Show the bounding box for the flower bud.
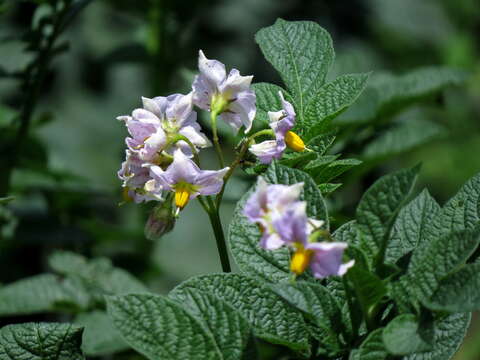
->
[144,201,176,240]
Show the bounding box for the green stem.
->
[210,111,225,168]
[0,2,92,196]
[205,197,231,272]
[169,134,201,166]
[196,195,210,213]
[215,128,274,207]
[343,276,360,342]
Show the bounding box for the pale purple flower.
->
[119,109,167,162]
[249,91,297,164]
[243,177,304,250]
[305,242,355,279]
[272,201,308,245]
[118,92,210,159]
[192,50,256,133]
[148,149,229,209]
[117,150,161,203]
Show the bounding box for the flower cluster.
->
[117,51,257,209]
[116,50,311,243]
[244,178,354,279]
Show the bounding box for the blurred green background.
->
[0,0,479,359]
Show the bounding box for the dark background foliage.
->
[0,0,479,358]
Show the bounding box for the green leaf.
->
[255,19,334,123]
[385,189,441,264]
[304,155,339,171]
[404,227,480,304]
[356,166,419,260]
[49,251,147,297]
[0,323,84,360]
[303,73,369,139]
[75,310,128,357]
[251,82,286,129]
[404,313,471,360]
[169,287,254,360]
[229,162,328,283]
[427,263,480,312]
[349,328,388,360]
[333,220,359,246]
[107,293,222,360]
[382,314,433,356]
[362,118,445,161]
[279,133,335,169]
[318,183,342,195]
[0,274,90,316]
[440,172,480,233]
[169,274,309,352]
[308,133,336,154]
[269,281,344,354]
[348,266,386,318]
[310,158,362,184]
[338,66,467,125]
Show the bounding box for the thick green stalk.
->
[169,134,201,166]
[205,197,231,272]
[210,111,225,168]
[215,128,274,207]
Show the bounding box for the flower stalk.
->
[210,110,226,168]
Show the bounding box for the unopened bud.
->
[144,202,176,240]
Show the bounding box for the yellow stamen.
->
[290,246,313,275]
[175,187,191,209]
[285,131,305,152]
[122,187,133,203]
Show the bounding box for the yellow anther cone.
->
[290,247,312,275]
[285,131,305,152]
[175,188,191,209]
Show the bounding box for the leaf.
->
[49,251,147,297]
[440,172,480,233]
[338,66,467,125]
[0,323,84,360]
[334,220,359,246]
[251,82,286,129]
[303,73,369,139]
[427,263,480,312]
[404,313,471,360]
[75,311,128,356]
[229,162,328,283]
[404,227,480,304]
[255,19,334,123]
[107,293,222,360]
[0,274,90,316]
[356,166,419,260]
[308,133,336,154]
[169,287,254,360]
[169,273,309,352]
[348,266,386,318]
[382,314,433,356]
[362,118,445,161]
[311,158,362,184]
[318,183,342,195]
[385,189,441,264]
[269,281,344,354]
[349,328,388,360]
